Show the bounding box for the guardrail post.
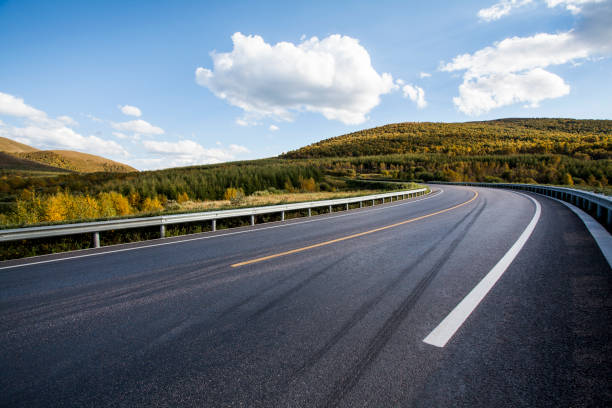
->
[212,219,216,232]
[281,211,285,221]
[345,203,349,211]
[250,215,255,226]
[160,224,165,238]
[93,232,100,248]
[596,204,602,219]
[382,197,385,203]
[308,208,312,217]
[329,205,333,213]
[372,199,375,206]
[359,201,363,208]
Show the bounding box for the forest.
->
[282,119,611,159]
[1,118,610,227]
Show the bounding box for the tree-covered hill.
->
[282,119,611,160]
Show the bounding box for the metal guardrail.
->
[0,188,428,248]
[432,181,612,228]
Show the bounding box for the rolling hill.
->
[0,136,39,153]
[0,136,137,173]
[282,119,611,159]
[0,151,72,173]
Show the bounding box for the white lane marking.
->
[0,189,445,271]
[548,196,612,269]
[423,193,541,348]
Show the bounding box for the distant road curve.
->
[1,185,609,407]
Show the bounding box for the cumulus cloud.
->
[478,0,602,21]
[7,125,128,156]
[269,124,279,131]
[119,104,142,117]
[140,139,248,168]
[453,68,569,115]
[402,84,427,108]
[419,72,432,78]
[111,119,164,135]
[0,91,127,156]
[196,32,396,125]
[0,92,46,119]
[444,1,611,114]
[478,0,533,21]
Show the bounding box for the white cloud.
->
[6,125,128,156]
[119,104,142,117]
[111,119,164,135]
[196,32,396,125]
[269,124,279,131]
[229,143,249,153]
[419,72,431,78]
[57,115,77,126]
[453,68,569,115]
[0,91,128,156]
[478,0,533,21]
[140,139,247,168]
[478,0,602,21]
[0,92,46,119]
[545,0,604,13]
[444,2,611,115]
[85,113,103,123]
[112,131,129,139]
[442,32,589,79]
[402,84,427,108]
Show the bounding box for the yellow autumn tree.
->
[141,196,163,212]
[177,192,189,203]
[44,191,72,222]
[299,177,317,192]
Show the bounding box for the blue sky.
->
[0,0,610,170]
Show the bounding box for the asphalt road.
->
[1,185,610,407]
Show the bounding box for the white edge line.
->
[423,192,541,348]
[0,189,444,271]
[548,196,612,269]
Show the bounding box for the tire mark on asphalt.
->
[247,253,353,320]
[296,201,485,376]
[322,199,487,408]
[141,254,353,354]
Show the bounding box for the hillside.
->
[281,118,611,187]
[13,150,138,173]
[282,118,611,159]
[0,136,39,153]
[0,152,72,173]
[0,137,137,173]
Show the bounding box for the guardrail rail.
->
[0,187,428,249]
[432,181,612,229]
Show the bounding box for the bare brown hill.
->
[0,137,137,173]
[0,151,72,173]
[0,136,39,153]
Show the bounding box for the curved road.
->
[0,185,610,407]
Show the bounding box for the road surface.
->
[1,185,610,407]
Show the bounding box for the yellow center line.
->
[231,190,479,268]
